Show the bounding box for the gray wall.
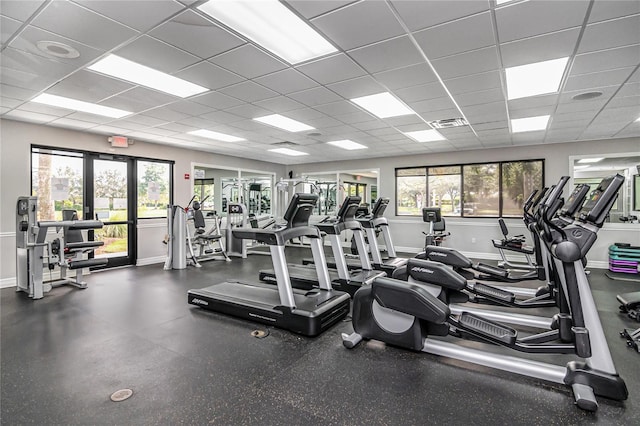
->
[0,119,286,285]
[290,137,640,266]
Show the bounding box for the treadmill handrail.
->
[233,225,322,246]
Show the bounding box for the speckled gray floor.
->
[2,248,639,425]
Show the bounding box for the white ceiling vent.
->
[428,118,469,129]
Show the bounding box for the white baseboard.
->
[1,277,16,288]
[137,255,166,266]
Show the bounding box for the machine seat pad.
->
[475,262,509,278]
[372,277,450,324]
[66,241,104,250]
[196,234,222,241]
[67,258,108,269]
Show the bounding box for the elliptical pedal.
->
[473,283,516,303]
[458,312,517,345]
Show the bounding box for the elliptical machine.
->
[343,174,628,411]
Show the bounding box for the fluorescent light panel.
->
[88,55,208,98]
[511,115,550,133]
[578,158,604,163]
[254,114,314,132]
[496,0,517,4]
[327,140,367,150]
[31,93,131,118]
[188,129,245,142]
[573,165,590,170]
[197,0,337,64]
[404,129,446,142]
[505,57,569,100]
[269,147,308,156]
[351,92,415,119]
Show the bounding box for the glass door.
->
[86,154,135,268]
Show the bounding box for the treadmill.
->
[188,193,350,337]
[303,197,408,275]
[259,196,386,296]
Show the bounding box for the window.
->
[137,160,171,218]
[194,178,215,210]
[428,166,461,216]
[501,160,544,217]
[396,159,544,217]
[396,168,426,215]
[31,148,84,221]
[463,163,499,217]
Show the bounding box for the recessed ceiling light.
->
[572,91,602,101]
[254,114,314,132]
[269,147,308,156]
[578,158,604,163]
[36,40,80,59]
[197,0,337,64]
[495,0,517,4]
[88,55,208,98]
[327,140,367,150]
[188,129,245,142]
[505,57,568,100]
[31,93,131,118]
[404,129,446,142]
[350,92,416,119]
[511,115,550,133]
[573,165,590,170]
[635,116,640,122]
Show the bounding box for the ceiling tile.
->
[564,67,635,91]
[199,110,244,125]
[191,91,243,109]
[578,15,640,53]
[121,114,169,127]
[616,82,640,98]
[4,109,57,123]
[285,107,326,121]
[1,15,22,44]
[0,47,77,92]
[64,111,117,124]
[166,100,215,117]
[588,0,640,23]
[173,61,243,90]
[76,0,184,32]
[296,53,365,85]
[571,44,640,75]
[209,45,287,79]
[408,96,458,113]
[373,63,438,90]
[348,36,423,74]
[443,70,502,95]
[455,88,505,107]
[17,101,72,117]
[500,28,580,68]
[414,11,495,60]
[314,100,362,116]
[353,120,387,131]
[218,81,278,103]
[9,25,104,66]
[31,1,138,50]
[141,106,189,122]
[495,0,589,43]
[431,46,499,79]
[254,69,318,94]
[556,99,607,114]
[326,76,386,99]
[0,83,38,101]
[49,70,133,103]
[1,97,22,108]
[1,1,46,21]
[394,81,449,103]
[417,107,461,122]
[114,35,200,74]
[288,86,342,107]
[253,96,306,113]
[150,10,245,59]
[284,0,357,19]
[509,105,555,119]
[391,0,490,32]
[339,110,378,124]
[507,94,558,111]
[310,1,405,50]
[226,104,272,119]
[100,87,177,113]
[472,121,509,131]
[91,124,136,135]
[155,122,198,133]
[48,117,97,130]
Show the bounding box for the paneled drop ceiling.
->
[1,0,638,165]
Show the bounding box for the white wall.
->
[290,137,640,267]
[0,119,286,285]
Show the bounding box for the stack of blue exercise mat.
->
[609,243,640,274]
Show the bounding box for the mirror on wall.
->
[295,169,380,216]
[192,164,275,217]
[570,153,640,223]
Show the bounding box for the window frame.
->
[395,158,544,218]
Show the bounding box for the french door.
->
[85,154,136,268]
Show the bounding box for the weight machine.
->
[16,196,107,299]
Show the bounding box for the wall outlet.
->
[471,237,476,243]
